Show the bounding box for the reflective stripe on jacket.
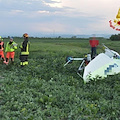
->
[20,38,30,55]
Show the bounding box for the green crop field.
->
[0,37,120,120]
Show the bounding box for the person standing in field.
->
[0,36,6,63]
[89,37,99,59]
[19,33,30,67]
[4,37,17,65]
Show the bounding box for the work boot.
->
[21,65,24,68]
[4,61,8,65]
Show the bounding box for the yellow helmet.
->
[23,33,29,38]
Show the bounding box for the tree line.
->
[110,34,120,41]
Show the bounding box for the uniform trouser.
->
[0,51,5,61]
[20,54,28,66]
[91,47,96,59]
[6,52,15,63]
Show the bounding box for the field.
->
[0,37,120,120]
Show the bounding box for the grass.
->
[0,37,120,120]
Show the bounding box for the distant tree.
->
[58,36,61,39]
[8,36,10,39]
[110,34,120,41]
[118,34,120,40]
[71,36,76,39]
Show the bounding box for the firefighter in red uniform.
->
[89,37,99,59]
[0,37,5,62]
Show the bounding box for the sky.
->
[0,0,120,37]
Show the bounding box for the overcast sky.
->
[0,0,120,37]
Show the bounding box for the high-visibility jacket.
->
[0,41,4,51]
[5,41,17,52]
[20,38,30,55]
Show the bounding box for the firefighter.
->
[19,33,30,67]
[4,37,17,65]
[0,37,5,62]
